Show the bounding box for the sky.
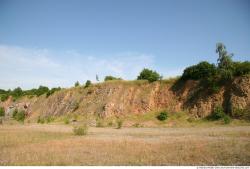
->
[0,0,249,90]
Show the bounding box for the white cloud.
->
[0,45,155,90]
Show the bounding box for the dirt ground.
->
[0,124,250,165]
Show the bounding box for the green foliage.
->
[46,87,61,97]
[181,61,217,80]
[208,106,231,124]
[137,68,161,82]
[223,115,231,124]
[0,107,5,117]
[12,87,23,98]
[157,111,168,121]
[233,61,250,76]
[104,76,122,81]
[0,94,9,102]
[37,116,45,124]
[73,125,88,136]
[12,109,18,118]
[210,106,225,120]
[96,119,104,127]
[13,110,25,122]
[74,81,80,87]
[107,121,113,127]
[232,107,250,121]
[64,117,70,124]
[116,119,123,129]
[85,80,92,88]
[216,42,234,70]
[35,86,49,96]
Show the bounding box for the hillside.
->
[1,75,249,123]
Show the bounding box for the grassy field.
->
[0,123,250,166]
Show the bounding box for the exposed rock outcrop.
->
[1,76,249,120]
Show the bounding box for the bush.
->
[157,111,168,121]
[73,125,88,136]
[14,110,25,122]
[116,119,123,129]
[12,109,18,118]
[35,86,49,96]
[0,94,9,102]
[85,80,92,88]
[137,68,161,82]
[233,61,250,76]
[46,87,61,97]
[64,117,70,124]
[75,81,80,87]
[104,76,122,81]
[210,106,225,120]
[232,107,250,121]
[181,61,217,80]
[223,115,231,124]
[96,120,104,127]
[0,107,5,117]
[37,116,45,124]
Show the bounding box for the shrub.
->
[0,94,9,102]
[104,76,122,81]
[116,119,123,129]
[73,125,88,136]
[96,120,104,127]
[11,87,23,98]
[37,116,45,124]
[137,68,161,82]
[14,110,25,122]
[46,87,61,97]
[85,80,92,88]
[108,121,113,127]
[12,109,18,118]
[64,117,70,124]
[223,115,231,124]
[233,61,250,76]
[45,116,54,123]
[35,86,49,96]
[210,106,225,120]
[0,107,5,117]
[232,107,250,121]
[157,111,168,121]
[181,61,217,80]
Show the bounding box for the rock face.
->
[1,76,249,120]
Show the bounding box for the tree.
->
[104,76,122,81]
[35,86,49,96]
[96,75,99,82]
[85,80,91,88]
[12,87,23,98]
[137,68,160,82]
[216,43,234,70]
[74,81,80,87]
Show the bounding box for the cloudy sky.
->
[0,0,249,90]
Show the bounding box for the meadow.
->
[0,123,250,165]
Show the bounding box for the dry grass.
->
[0,124,250,165]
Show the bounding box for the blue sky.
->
[0,0,249,89]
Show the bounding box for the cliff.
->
[1,76,249,120]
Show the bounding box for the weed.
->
[73,124,88,136]
[116,119,123,129]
